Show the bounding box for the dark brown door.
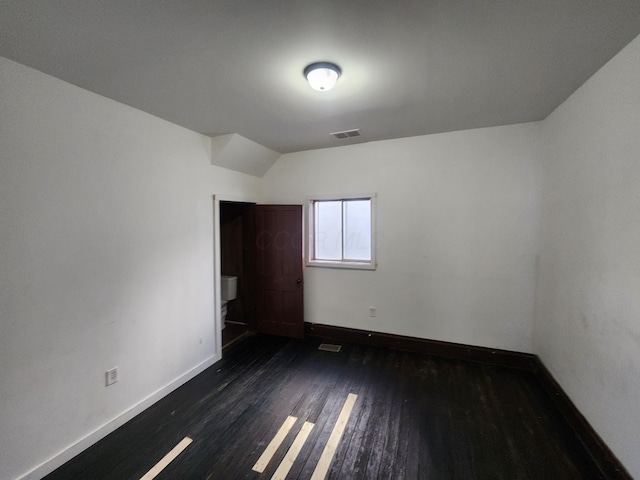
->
[255,205,304,338]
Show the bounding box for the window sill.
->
[306,260,377,271]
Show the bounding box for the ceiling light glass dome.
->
[304,62,341,91]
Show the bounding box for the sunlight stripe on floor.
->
[310,393,358,480]
[252,415,298,473]
[271,421,315,480]
[139,436,192,480]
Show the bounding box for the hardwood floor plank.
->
[318,346,376,479]
[310,393,357,480]
[252,415,297,473]
[271,420,314,480]
[285,351,357,479]
[139,437,192,480]
[340,347,385,479]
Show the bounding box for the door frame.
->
[213,194,258,356]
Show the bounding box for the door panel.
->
[255,205,304,338]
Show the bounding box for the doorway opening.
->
[219,200,256,349]
[214,196,305,353]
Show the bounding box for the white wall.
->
[0,57,261,480]
[263,124,541,352]
[535,34,640,477]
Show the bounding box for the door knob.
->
[296,278,302,285]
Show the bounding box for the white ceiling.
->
[1,1,639,154]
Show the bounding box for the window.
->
[307,194,376,270]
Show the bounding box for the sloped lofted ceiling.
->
[1,1,639,154]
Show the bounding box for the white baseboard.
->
[18,353,221,480]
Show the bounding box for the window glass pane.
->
[343,199,371,261]
[315,201,342,260]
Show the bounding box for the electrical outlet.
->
[369,307,377,317]
[105,367,118,386]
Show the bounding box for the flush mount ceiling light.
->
[303,62,341,91]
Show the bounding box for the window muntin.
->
[308,195,376,270]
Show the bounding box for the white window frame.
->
[306,193,377,270]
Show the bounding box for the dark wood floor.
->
[222,322,250,350]
[45,335,605,479]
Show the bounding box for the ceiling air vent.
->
[330,129,361,140]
